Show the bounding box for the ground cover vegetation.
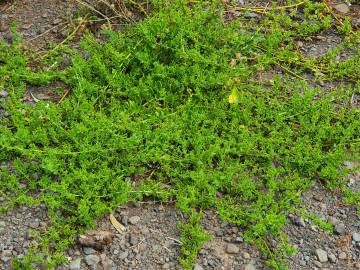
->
[0,0,359,269]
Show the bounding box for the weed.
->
[0,0,359,269]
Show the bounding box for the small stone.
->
[0,221,5,227]
[0,90,8,98]
[328,217,340,226]
[334,223,346,235]
[245,12,259,19]
[83,247,96,255]
[338,251,347,260]
[313,194,323,201]
[119,250,128,260]
[315,248,328,263]
[235,236,243,243]
[244,262,256,270]
[100,254,113,270]
[1,256,11,263]
[1,250,12,262]
[352,232,360,242]
[29,220,40,229]
[128,216,140,225]
[243,252,251,259]
[295,217,306,227]
[84,254,100,266]
[129,235,139,245]
[193,264,204,270]
[226,243,239,254]
[328,253,336,263]
[69,258,81,270]
[334,4,349,14]
[162,263,170,269]
[314,261,322,268]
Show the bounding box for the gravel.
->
[353,232,360,242]
[334,223,346,235]
[84,254,100,267]
[244,262,257,270]
[128,216,140,225]
[225,243,240,254]
[69,258,81,270]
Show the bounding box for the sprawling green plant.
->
[0,0,359,269]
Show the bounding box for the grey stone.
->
[162,263,170,269]
[315,248,328,262]
[235,236,243,243]
[244,262,256,270]
[0,90,8,98]
[334,4,349,14]
[129,235,139,245]
[29,220,40,229]
[193,264,204,270]
[69,258,81,270]
[84,254,100,266]
[328,216,340,226]
[83,247,96,255]
[0,221,5,227]
[129,216,140,225]
[352,232,360,242]
[119,250,128,260]
[338,251,347,260]
[226,243,239,254]
[295,217,306,227]
[334,223,346,235]
[314,260,322,267]
[245,12,259,19]
[328,253,336,263]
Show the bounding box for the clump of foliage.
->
[0,0,359,269]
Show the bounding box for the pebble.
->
[338,251,347,260]
[129,216,140,225]
[162,263,170,269]
[69,258,81,270]
[226,243,239,254]
[84,254,100,266]
[352,232,360,242]
[119,250,128,260]
[0,90,8,98]
[193,264,204,270]
[328,216,340,226]
[295,217,306,227]
[83,247,96,255]
[334,4,349,14]
[243,252,251,259]
[244,262,256,270]
[1,250,12,262]
[328,253,336,263]
[244,12,259,19]
[315,248,328,263]
[314,261,322,268]
[334,223,346,235]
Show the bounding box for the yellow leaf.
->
[235,52,241,60]
[228,89,239,104]
[229,59,237,68]
[109,213,125,233]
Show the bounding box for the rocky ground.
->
[1,0,360,269]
